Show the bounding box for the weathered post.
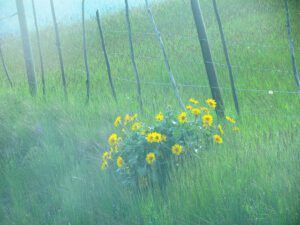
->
[145,0,185,110]
[96,10,118,103]
[16,0,37,96]
[82,0,91,103]
[32,0,46,95]
[125,0,143,113]
[0,43,13,88]
[284,0,300,94]
[50,0,68,99]
[190,0,224,118]
[212,0,239,115]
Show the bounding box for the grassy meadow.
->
[0,0,300,224]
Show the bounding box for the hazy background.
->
[0,0,163,36]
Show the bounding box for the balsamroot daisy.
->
[199,107,210,114]
[202,114,213,127]
[206,98,217,108]
[155,112,164,121]
[117,156,123,168]
[101,160,108,171]
[178,112,187,123]
[189,98,199,104]
[146,152,156,165]
[146,132,164,143]
[102,151,111,161]
[172,144,183,155]
[131,122,142,131]
[124,114,131,125]
[226,116,236,124]
[192,108,201,117]
[213,134,223,144]
[186,105,193,110]
[114,116,121,127]
[108,133,118,146]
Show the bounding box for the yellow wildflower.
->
[186,105,193,110]
[108,133,118,146]
[132,113,138,121]
[232,126,240,132]
[202,114,213,127]
[189,98,199,104]
[178,112,187,123]
[155,112,164,122]
[101,160,108,171]
[102,151,111,161]
[213,134,223,144]
[226,116,236,124]
[191,108,201,117]
[199,107,210,114]
[114,116,121,127]
[146,132,164,143]
[124,114,131,125]
[131,122,142,131]
[117,156,123,168]
[172,144,183,155]
[218,124,224,135]
[206,98,217,109]
[146,152,156,165]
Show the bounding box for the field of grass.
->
[0,0,300,224]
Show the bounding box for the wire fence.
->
[0,0,299,115]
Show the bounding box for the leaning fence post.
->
[212,0,239,115]
[96,10,118,103]
[284,0,300,95]
[190,0,225,118]
[82,0,91,103]
[0,43,13,88]
[50,0,68,99]
[32,0,46,95]
[125,0,143,113]
[16,0,37,96]
[144,0,185,110]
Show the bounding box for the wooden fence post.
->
[145,0,185,110]
[96,10,118,103]
[32,0,46,95]
[125,0,143,113]
[212,0,239,115]
[284,0,300,95]
[190,0,225,118]
[50,0,68,99]
[16,0,37,96]
[82,0,91,103]
[0,43,13,88]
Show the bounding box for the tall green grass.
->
[0,0,299,224]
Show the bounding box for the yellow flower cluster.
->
[146,132,166,143]
[101,99,239,172]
